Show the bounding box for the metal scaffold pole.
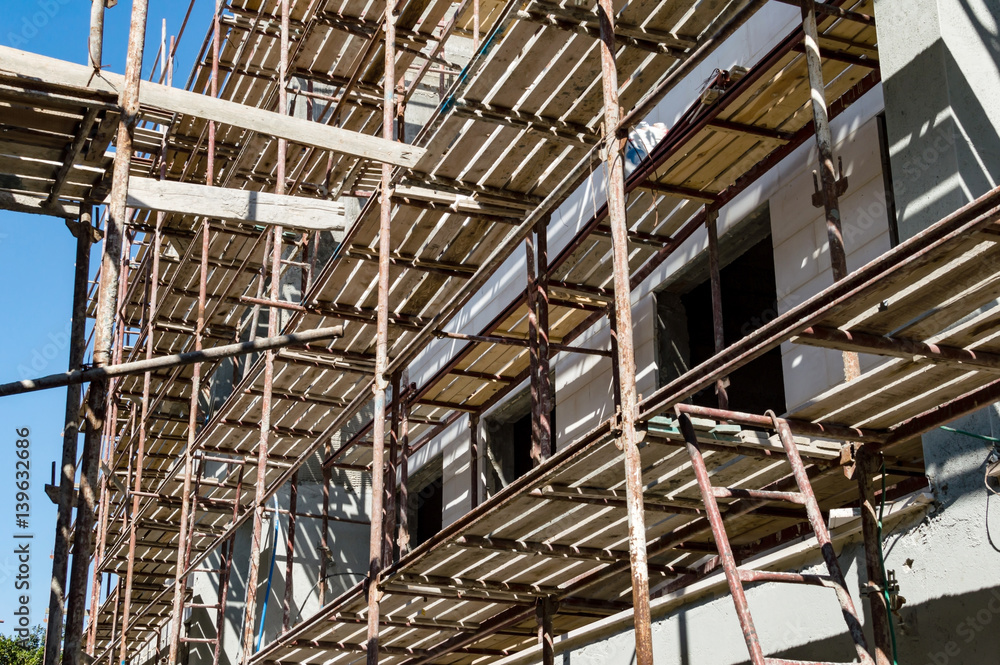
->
[43,210,95,665]
[242,1,289,659]
[63,1,147,663]
[367,0,397,659]
[597,0,653,662]
[119,22,171,664]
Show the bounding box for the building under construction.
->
[4,0,1000,663]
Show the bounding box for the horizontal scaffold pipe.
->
[0,325,344,397]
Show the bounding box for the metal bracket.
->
[65,219,103,243]
[612,405,624,449]
[811,156,849,207]
[840,442,857,479]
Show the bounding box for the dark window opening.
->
[484,387,556,497]
[407,455,443,548]
[657,205,786,416]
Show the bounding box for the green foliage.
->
[0,626,44,665]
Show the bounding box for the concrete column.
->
[876,0,1000,239]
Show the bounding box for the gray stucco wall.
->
[183,472,370,665]
[875,0,1000,240]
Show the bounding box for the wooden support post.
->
[536,597,556,665]
[43,212,93,665]
[282,471,299,631]
[597,0,653,663]
[856,446,894,665]
[63,3,146,664]
[470,414,480,509]
[367,0,396,659]
[705,208,729,409]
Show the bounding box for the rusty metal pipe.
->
[597,0,653,662]
[63,3,147,663]
[855,445,894,665]
[282,471,299,631]
[242,0,289,655]
[43,213,93,665]
[367,0,397,659]
[469,414,479,509]
[706,209,729,409]
[0,326,344,397]
[677,410,766,664]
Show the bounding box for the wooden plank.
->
[0,190,80,217]
[122,177,347,233]
[0,45,425,168]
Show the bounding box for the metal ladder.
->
[676,408,876,665]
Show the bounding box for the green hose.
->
[878,460,900,664]
[939,425,1000,443]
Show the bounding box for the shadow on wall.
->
[883,27,1000,240]
[557,586,1000,665]
[740,585,1000,665]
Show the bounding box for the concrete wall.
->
[876,0,1000,240]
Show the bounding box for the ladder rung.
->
[713,487,806,504]
[180,637,218,643]
[737,568,835,588]
[185,603,221,609]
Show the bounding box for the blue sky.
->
[0,0,214,637]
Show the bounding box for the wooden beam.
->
[121,177,346,232]
[0,46,425,168]
[0,190,81,218]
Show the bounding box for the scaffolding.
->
[2,0,995,664]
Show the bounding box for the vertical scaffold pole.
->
[63,2,147,663]
[705,209,728,409]
[367,0,397,659]
[318,442,332,606]
[536,219,552,458]
[596,1,653,663]
[282,471,299,631]
[44,209,93,665]
[801,0,859,380]
[469,414,479,509]
[397,392,411,557]
[526,218,552,464]
[242,0,288,658]
[856,446,894,665]
[385,372,402,567]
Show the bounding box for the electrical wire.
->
[878,459,900,664]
